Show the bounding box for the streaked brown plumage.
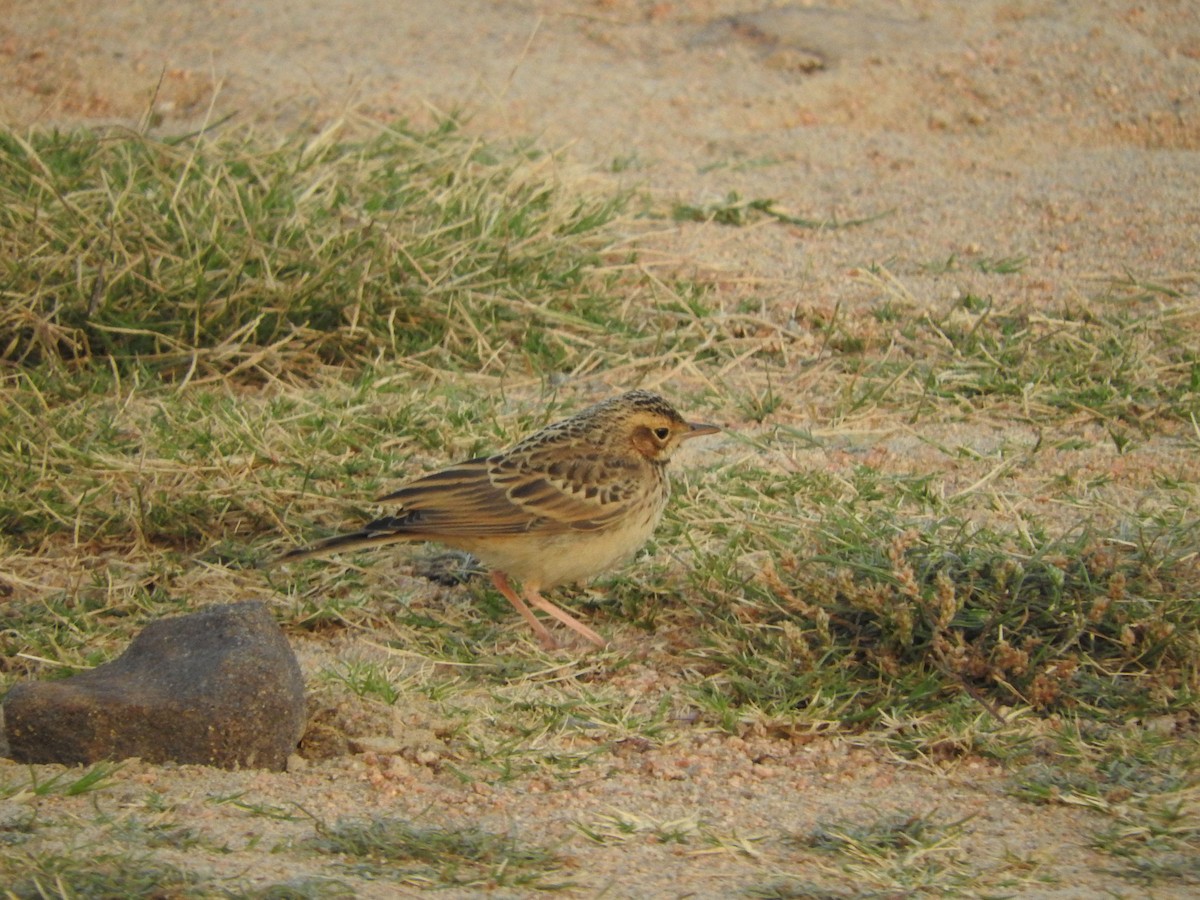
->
[275,390,718,649]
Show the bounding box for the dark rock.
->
[2,601,306,771]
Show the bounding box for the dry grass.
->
[0,119,628,378]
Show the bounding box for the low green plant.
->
[0,120,627,376]
[2,852,197,899]
[312,816,570,889]
[688,471,1199,732]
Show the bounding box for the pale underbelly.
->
[454,505,665,589]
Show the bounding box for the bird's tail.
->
[268,517,417,567]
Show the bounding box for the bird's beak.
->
[682,421,720,439]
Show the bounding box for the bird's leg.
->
[491,570,558,649]
[522,588,607,649]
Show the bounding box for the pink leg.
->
[523,588,607,649]
[491,571,557,649]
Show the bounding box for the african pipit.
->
[276,390,718,648]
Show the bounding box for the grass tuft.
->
[4,851,197,900]
[0,120,627,377]
[312,816,571,889]
[688,471,1200,732]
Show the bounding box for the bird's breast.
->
[467,489,668,589]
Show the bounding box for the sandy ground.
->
[3,1,1199,897]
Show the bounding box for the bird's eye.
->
[653,427,671,441]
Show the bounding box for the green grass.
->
[671,190,888,230]
[789,811,977,892]
[320,659,404,705]
[1011,720,1200,884]
[1,116,1198,893]
[16,763,123,798]
[0,120,628,375]
[574,808,765,856]
[748,810,1051,897]
[311,816,571,889]
[241,878,356,900]
[710,511,1195,720]
[2,852,199,900]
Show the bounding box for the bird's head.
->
[612,390,719,463]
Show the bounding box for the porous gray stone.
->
[2,601,306,771]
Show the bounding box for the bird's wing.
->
[375,451,644,536]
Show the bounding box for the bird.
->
[274,390,719,649]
